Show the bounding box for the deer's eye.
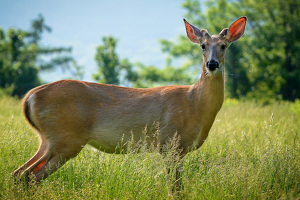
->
[201,44,206,50]
[221,44,226,50]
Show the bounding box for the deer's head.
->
[184,17,247,76]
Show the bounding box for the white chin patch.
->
[206,66,222,75]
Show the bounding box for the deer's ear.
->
[183,19,202,44]
[227,16,247,43]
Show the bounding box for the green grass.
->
[0,96,299,199]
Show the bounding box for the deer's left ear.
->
[224,16,247,43]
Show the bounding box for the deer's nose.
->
[206,60,219,71]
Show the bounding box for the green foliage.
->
[161,0,300,101]
[236,0,300,101]
[0,15,74,97]
[94,36,120,84]
[0,97,299,199]
[93,36,193,88]
[133,62,193,88]
[93,36,138,85]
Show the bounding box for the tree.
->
[93,36,138,85]
[0,14,74,97]
[234,0,300,100]
[94,36,119,84]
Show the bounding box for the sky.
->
[0,0,186,82]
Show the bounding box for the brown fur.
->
[14,17,247,185]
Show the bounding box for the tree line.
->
[0,0,299,101]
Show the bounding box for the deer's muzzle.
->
[207,60,219,71]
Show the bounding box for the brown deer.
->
[14,17,247,185]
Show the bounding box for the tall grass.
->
[0,96,299,199]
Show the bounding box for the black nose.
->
[206,60,219,71]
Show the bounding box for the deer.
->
[14,16,247,187]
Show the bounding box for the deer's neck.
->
[189,63,225,117]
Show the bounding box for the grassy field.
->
[0,96,299,199]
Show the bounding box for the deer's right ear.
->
[183,19,202,44]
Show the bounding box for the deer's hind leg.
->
[15,131,87,185]
[13,140,48,184]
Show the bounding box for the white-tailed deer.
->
[14,17,247,185]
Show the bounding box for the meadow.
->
[0,96,299,199]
